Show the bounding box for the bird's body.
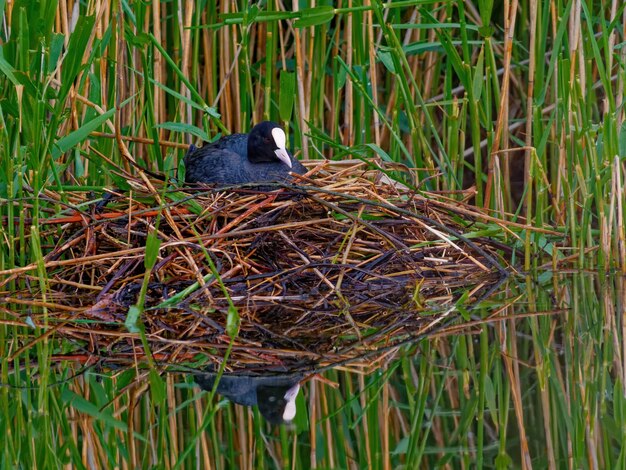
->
[183,122,307,185]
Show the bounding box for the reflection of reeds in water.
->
[1,162,509,372]
[1,0,624,466]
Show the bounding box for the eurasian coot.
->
[195,369,304,424]
[184,121,307,185]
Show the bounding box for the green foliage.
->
[0,0,625,468]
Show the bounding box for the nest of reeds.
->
[1,161,509,373]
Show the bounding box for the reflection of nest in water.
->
[1,161,509,372]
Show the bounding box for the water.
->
[1,271,624,468]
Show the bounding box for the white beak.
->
[282,383,300,422]
[275,148,292,168]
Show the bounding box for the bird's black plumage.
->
[195,369,304,424]
[183,121,307,185]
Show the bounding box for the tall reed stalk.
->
[0,0,625,468]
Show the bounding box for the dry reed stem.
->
[485,0,518,209]
[2,164,510,373]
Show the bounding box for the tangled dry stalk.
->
[1,161,511,372]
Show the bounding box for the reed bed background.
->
[0,0,625,468]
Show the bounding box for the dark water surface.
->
[1,272,624,468]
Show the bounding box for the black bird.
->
[195,369,304,424]
[183,121,307,185]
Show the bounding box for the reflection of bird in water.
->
[195,369,304,425]
[183,122,307,185]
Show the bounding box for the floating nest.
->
[1,160,510,373]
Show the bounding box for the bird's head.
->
[247,121,292,167]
